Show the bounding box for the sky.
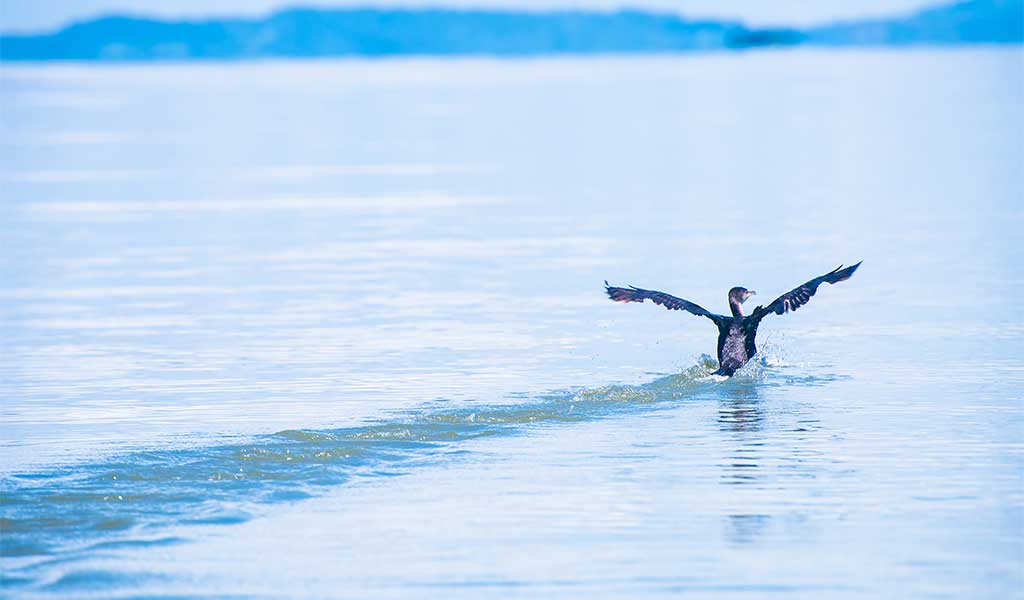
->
[1,0,943,34]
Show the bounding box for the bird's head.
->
[728,287,756,305]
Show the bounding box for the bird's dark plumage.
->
[603,283,725,322]
[752,262,862,319]
[605,262,862,377]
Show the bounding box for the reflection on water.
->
[726,513,771,545]
[717,383,769,543]
[718,384,763,434]
[718,386,765,490]
[719,404,765,491]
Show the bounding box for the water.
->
[1,48,1022,598]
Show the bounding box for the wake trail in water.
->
[0,355,801,592]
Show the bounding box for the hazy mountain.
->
[0,9,802,61]
[808,0,1023,45]
[0,0,1018,62]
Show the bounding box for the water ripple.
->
[0,358,771,589]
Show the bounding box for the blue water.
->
[1,48,1022,598]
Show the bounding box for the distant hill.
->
[0,0,1019,62]
[0,9,802,61]
[808,0,1023,45]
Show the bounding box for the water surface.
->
[1,49,1022,598]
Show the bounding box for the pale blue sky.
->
[1,0,942,33]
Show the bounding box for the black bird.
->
[605,263,862,376]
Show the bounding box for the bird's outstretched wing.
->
[605,281,726,324]
[752,262,862,321]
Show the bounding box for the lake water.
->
[1,48,1022,598]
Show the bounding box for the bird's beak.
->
[747,291,756,300]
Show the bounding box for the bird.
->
[605,263,862,377]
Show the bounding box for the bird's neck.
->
[729,299,745,318]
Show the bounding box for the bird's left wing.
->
[752,262,862,321]
[605,282,726,324]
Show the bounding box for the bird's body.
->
[717,319,757,376]
[606,263,861,377]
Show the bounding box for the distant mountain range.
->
[1,0,1020,61]
[809,0,1022,45]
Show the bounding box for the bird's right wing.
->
[751,262,862,322]
[605,282,727,324]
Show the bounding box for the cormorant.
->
[605,263,862,376]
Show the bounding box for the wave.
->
[0,355,820,590]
